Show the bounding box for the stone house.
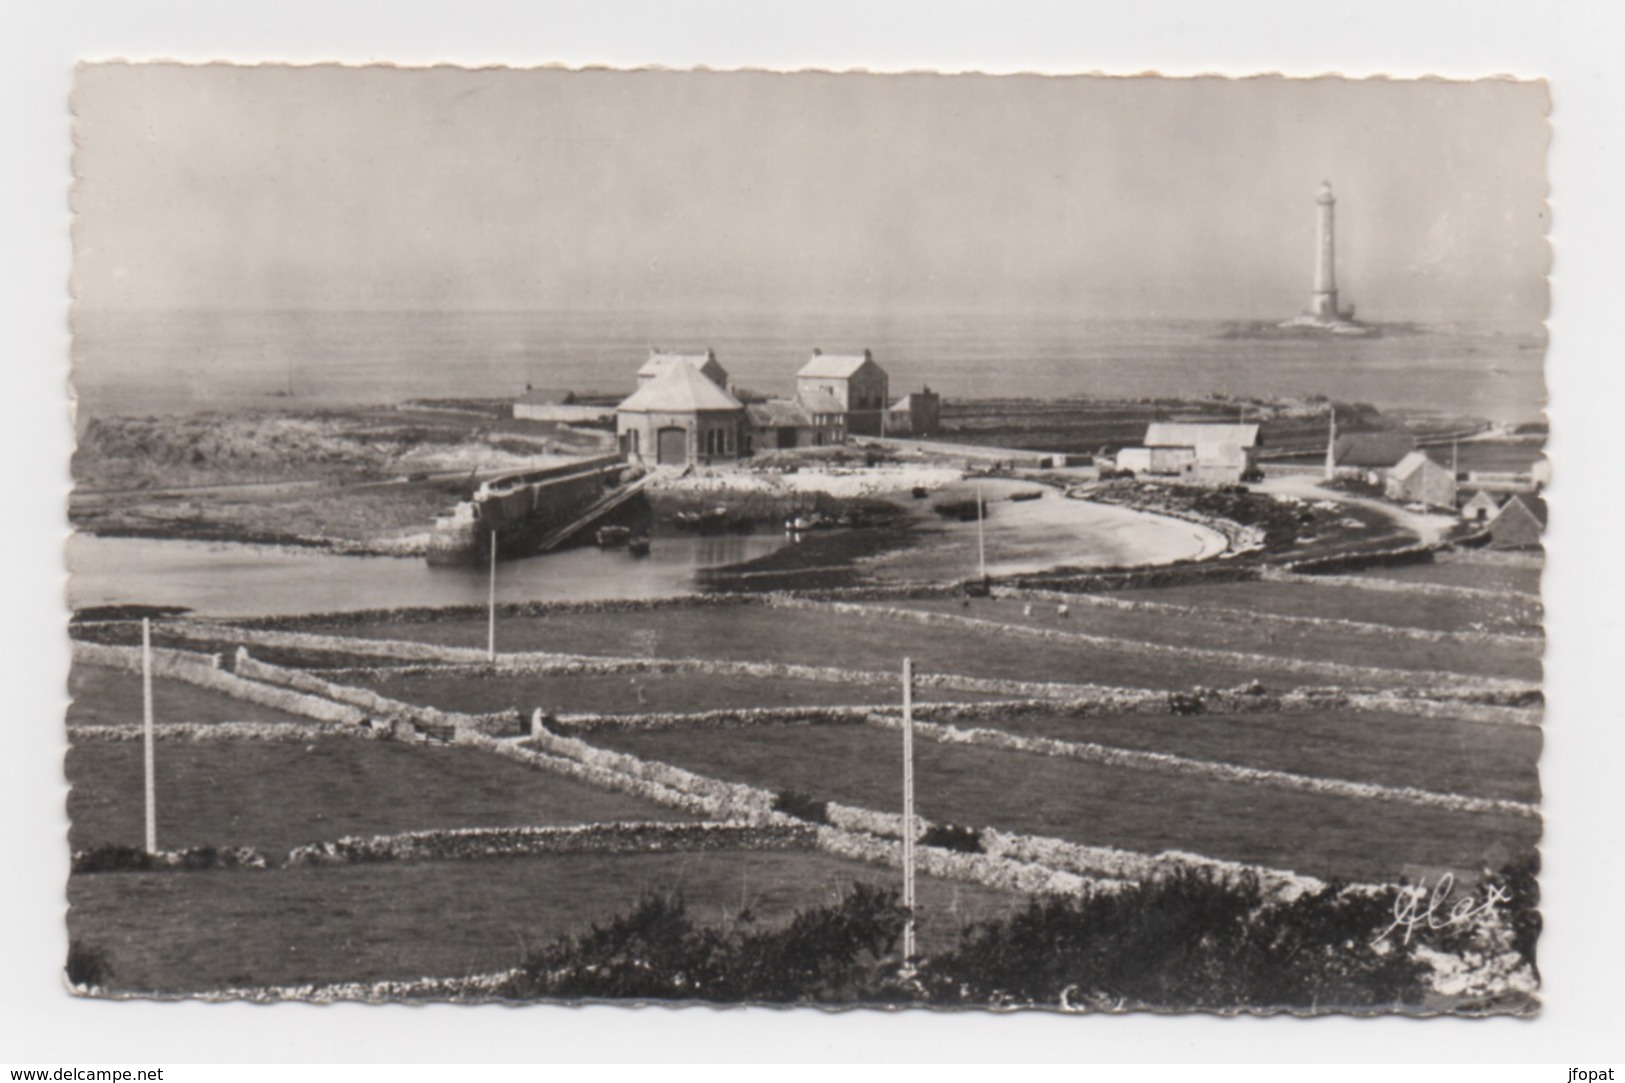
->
[616,359,745,467]
[1121,422,1262,484]
[1385,451,1457,510]
[795,349,889,437]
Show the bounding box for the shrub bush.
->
[499,883,909,1004]
[66,942,114,988]
[489,861,1537,1010]
[920,823,983,854]
[772,789,831,825]
[71,843,269,874]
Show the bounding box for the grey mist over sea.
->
[69,68,1548,428]
[71,308,1546,423]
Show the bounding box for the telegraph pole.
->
[901,657,917,970]
[142,618,156,855]
[976,484,986,582]
[487,530,498,663]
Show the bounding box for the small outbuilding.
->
[1384,451,1457,510]
[745,396,845,452]
[514,388,613,423]
[886,388,942,437]
[1460,489,1502,523]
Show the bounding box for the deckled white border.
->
[7,0,1622,1067]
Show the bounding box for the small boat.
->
[627,534,651,557]
[596,525,631,547]
[911,486,929,499]
[1009,489,1044,502]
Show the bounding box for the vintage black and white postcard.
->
[64,64,1548,1015]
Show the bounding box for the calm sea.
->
[70,308,1548,424]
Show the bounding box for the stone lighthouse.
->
[1280,179,1368,333]
[1311,181,1339,318]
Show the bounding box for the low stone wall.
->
[1281,544,1439,576]
[770,595,1517,692]
[865,714,1541,821]
[990,584,1540,650]
[285,820,815,866]
[71,638,222,675]
[72,641,369,727]
[242,594,767,631]
[523,725,778,821]
[1264,567,1541,604]
[233,650,480,740]
[999,562,1263,594]
[552,704,883,732]
[69,721,381,743]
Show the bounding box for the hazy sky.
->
[71,65,1549,322]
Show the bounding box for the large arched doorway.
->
[656,426,688,466]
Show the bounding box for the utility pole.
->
[487,530,498,663]
[142,618,156,855]
[901,657,916,971]
[976,483,986,582]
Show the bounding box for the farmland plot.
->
[1343,560,1544,595]
[891,598,1541,682]
[346,668,995,717]
[304,607,1421,692]
[587,725,1541,884]
[68,664,315,727]
[956,708,1541,802]
[67,850,1025,994]
[1102,578,1541,634]
[67,736,694,857]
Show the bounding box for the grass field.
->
[1346,561,1544,595]
[67,849,1024,993]
[585,725,1541,884]
[1103,578,1542,634]
[891,598,1541,682]
[68,664,314,727]
[957,709,1541,802]
[67,736,693,857]
[346,668,995,717]
[304,606,1441,692]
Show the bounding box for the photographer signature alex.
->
[1373,873,1512,947]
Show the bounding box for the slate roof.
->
[1495,494,1548,526]
[1390,450,1445,481]
[795,389,847,416]
[1333,432,1416,468]
[747,399,817,428]
[638,349,728,386]
[1143,423,1260,451]
[618,361,743,413]
[798,350,876,379]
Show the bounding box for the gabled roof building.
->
[638,348,729,390]
[1384,450,1457,510]
[1123,422,1262,483]
[1485,494,1546,550]
[616,357,745,467]
[795,348,889,436]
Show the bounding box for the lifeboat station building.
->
[616,345,930,467]
[616,356,746,468]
